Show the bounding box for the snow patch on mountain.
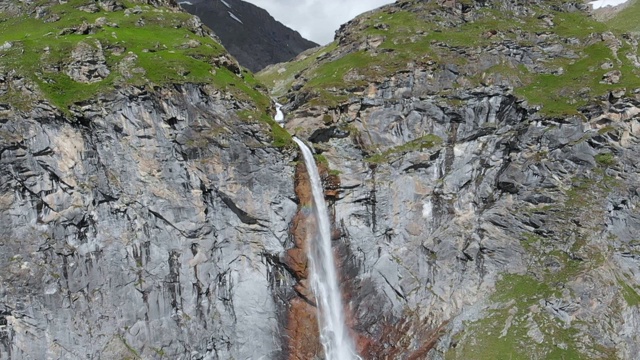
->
[228,11,243,24]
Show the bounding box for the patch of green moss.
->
[447,274,613,360]
[306,90,350,108]
[313,154,329,165]
[270,121,293,148]
[256,42,338,98]
[595,153,616,167]
[306,51,378,88]
[116,334,141,359]
[494,274,555,303]
[238,110,293,148]
[565,171,619,213]
[153,348,166,357]
[552,11,609,39]
[515,41,640,117]
[598,126,617,134]
[210,67,270,110]
[617,276,640,307]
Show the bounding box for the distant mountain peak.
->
[181,0,318,72]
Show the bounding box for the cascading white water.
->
[292,137,360,360]
[274,102,284,123]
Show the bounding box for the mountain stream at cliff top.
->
[292,137,360,360]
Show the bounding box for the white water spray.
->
[274,102,284,123]
[293,137,360,360]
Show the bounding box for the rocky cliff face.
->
[0,1,298,359]
[3,0,640,359]
[181,0,318,72]
[261,0,640,358]
[0,83,297,359]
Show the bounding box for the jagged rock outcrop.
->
[321,82,640,359]
[0,1,298,359]
[65,41,110,83]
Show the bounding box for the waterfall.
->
[292,138,359,360]
[274,102,284,123]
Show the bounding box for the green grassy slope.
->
[607,0,640,33]
[0,0,269,111]
[0,0,295,146]
[259,0,640,117]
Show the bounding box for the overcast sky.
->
[243,0,395,45]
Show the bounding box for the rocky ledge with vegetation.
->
[1,0,640,359]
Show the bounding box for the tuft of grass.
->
[365,134,442,163]
[595,153,616,167]
[116,334,141,359]
[313,153,328,165]
[617,276,640,307]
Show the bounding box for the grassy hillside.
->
[0,0,269,111]
[0,0,296,146]
[607,0,640,33]
[259,0,640,117]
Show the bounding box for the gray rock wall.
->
[290,68,640,357]
[0,84,296,359]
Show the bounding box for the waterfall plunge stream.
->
[292,138,360,360]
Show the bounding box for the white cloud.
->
[243,0,395,44]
